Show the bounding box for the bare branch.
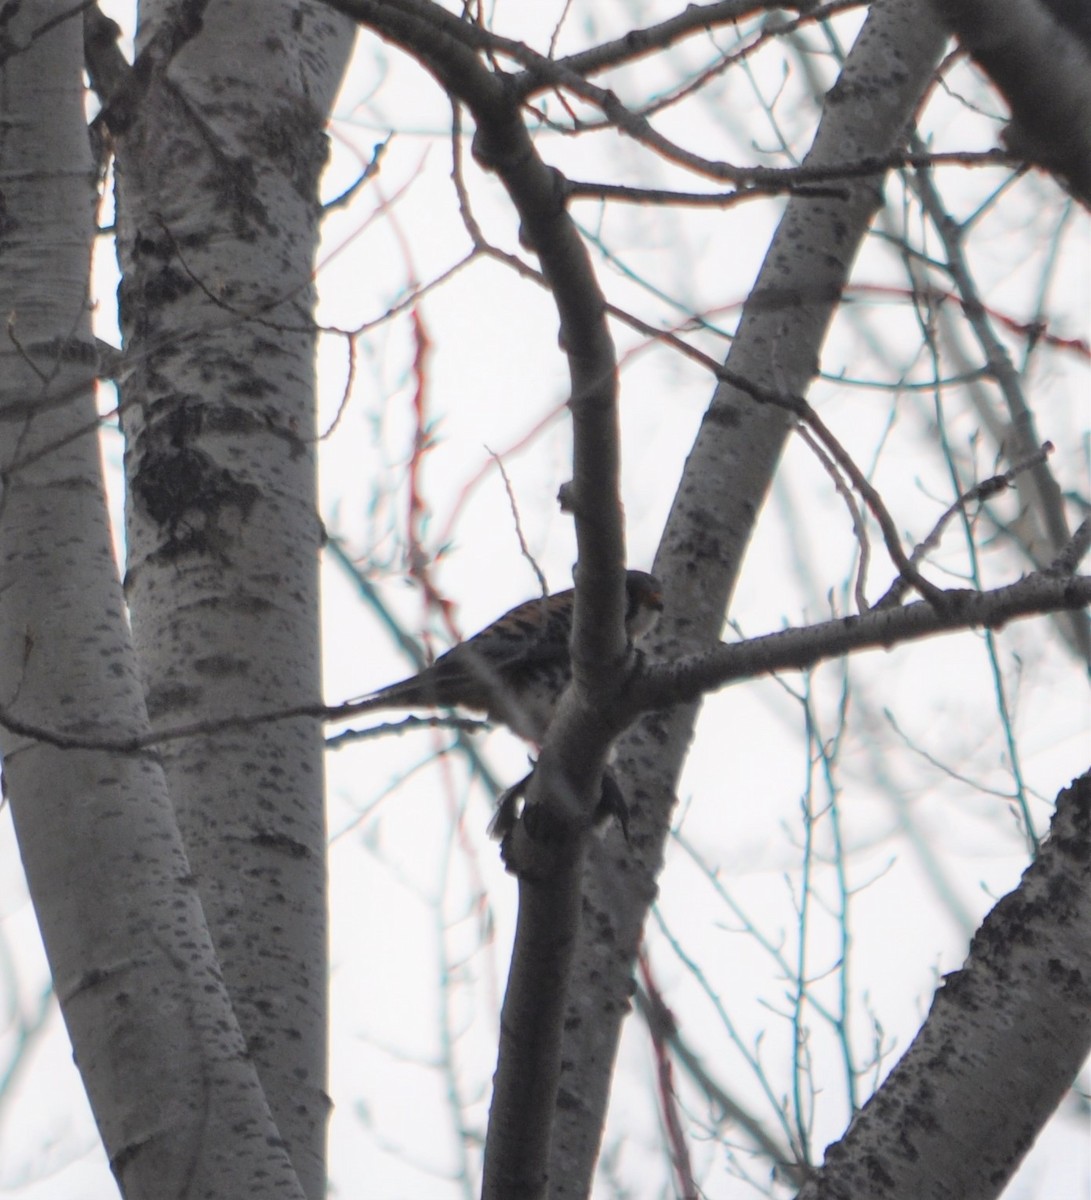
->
[2,570,1085,753]
[635,571,1091,712]
[928,0,1091,206]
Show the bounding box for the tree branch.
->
[3,568,1085,757]
[797,770,1091,1200]
[927,0,1091,207]
[320,5,637,1194]
[633,569,1091,713]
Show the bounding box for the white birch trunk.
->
[109,3,353,1195]
[550,0,950,1188]
[0,7,310,1197]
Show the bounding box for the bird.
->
[353,569,664,744]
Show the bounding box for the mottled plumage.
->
[357,569,663,742]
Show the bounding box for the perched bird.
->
[355,569,664,744]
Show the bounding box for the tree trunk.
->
[549,2,949,1190]
[106,2,353,1193]
[0,6,312,1196]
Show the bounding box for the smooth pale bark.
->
[0,8,307,1198]
[108,3,353,1194]
[549,2,950,1191]
[797,771,1091,1200]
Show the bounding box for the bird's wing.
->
[357,589,575,713]
[427,588,574,701]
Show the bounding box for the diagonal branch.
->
[550,4,952,1189]
[797,770,1091,1200]
[323,0,629,807]
[320,5,638,1196]
[632,570,1091,714]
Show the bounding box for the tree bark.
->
[0,6,309,1196]
[797,771,1091,1200]
[550,2,950,1191]
[105,3,353,1193]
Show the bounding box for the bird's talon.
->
[487,769,532,841]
